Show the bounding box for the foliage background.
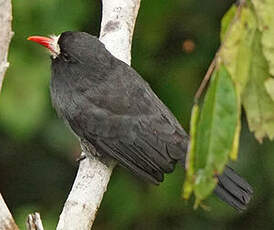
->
[0,0,273,229]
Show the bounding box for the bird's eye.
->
[62,52,70,61]
[61,51,79,63]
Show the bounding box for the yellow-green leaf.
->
[219,6,257,95]
[264,78,274,101]
[220,4,254,160]
[220,5,236,41]
[230,118,241,160]
[253,0,274,76]
[183,104,199,200]
[242,31,274,142]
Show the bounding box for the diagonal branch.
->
[0,194,19,230]
[56,1,141,229]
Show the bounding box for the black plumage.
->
[50,31,189,184]
[33,31,253,210]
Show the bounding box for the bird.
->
[28,31,253,210]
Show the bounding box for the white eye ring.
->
[49,34,61,59]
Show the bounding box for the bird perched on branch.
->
[28,31,252,210]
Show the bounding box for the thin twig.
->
[193,0,246,103]
[194,57,217,103]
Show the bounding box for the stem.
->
[194,57,217,103]
[194,0,246,103]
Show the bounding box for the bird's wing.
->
[67,60,188,183]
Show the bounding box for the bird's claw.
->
[76,152,87,163]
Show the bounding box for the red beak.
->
[27,36,53,50]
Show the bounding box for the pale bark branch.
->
[0,1,18,229]
[0,194,19,230]
[26,213,44,230]
[56,0,141,229]
[0,0,13,92]
[0,195,45,230]
[0,0,45,227]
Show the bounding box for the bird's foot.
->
[76,152,87,163]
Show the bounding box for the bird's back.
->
[50,46,188,183]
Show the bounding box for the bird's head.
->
[28,31,108,63]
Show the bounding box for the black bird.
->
[28,31,253,210]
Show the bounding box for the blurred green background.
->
[0,0,273,229]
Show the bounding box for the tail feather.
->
[214,166,253,211]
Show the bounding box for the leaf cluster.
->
[184,0,274,206]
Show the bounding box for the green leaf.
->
[193,65,238,203]
[220,5,236,41]
[264,78,274,101]
[220,6,257,95]
[243,31,274,142]
[253,0,274,76]
[194,168,217,209]
[183,104,199,200]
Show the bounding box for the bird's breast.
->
[50,74,77,119]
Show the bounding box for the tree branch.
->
[0,0,13,92]
[26,213,44,230]
[0,194,19,230]
[0,1,19,229]
[1,2,33,230]
[56,0,141,229]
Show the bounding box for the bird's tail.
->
[214,166,253,211]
